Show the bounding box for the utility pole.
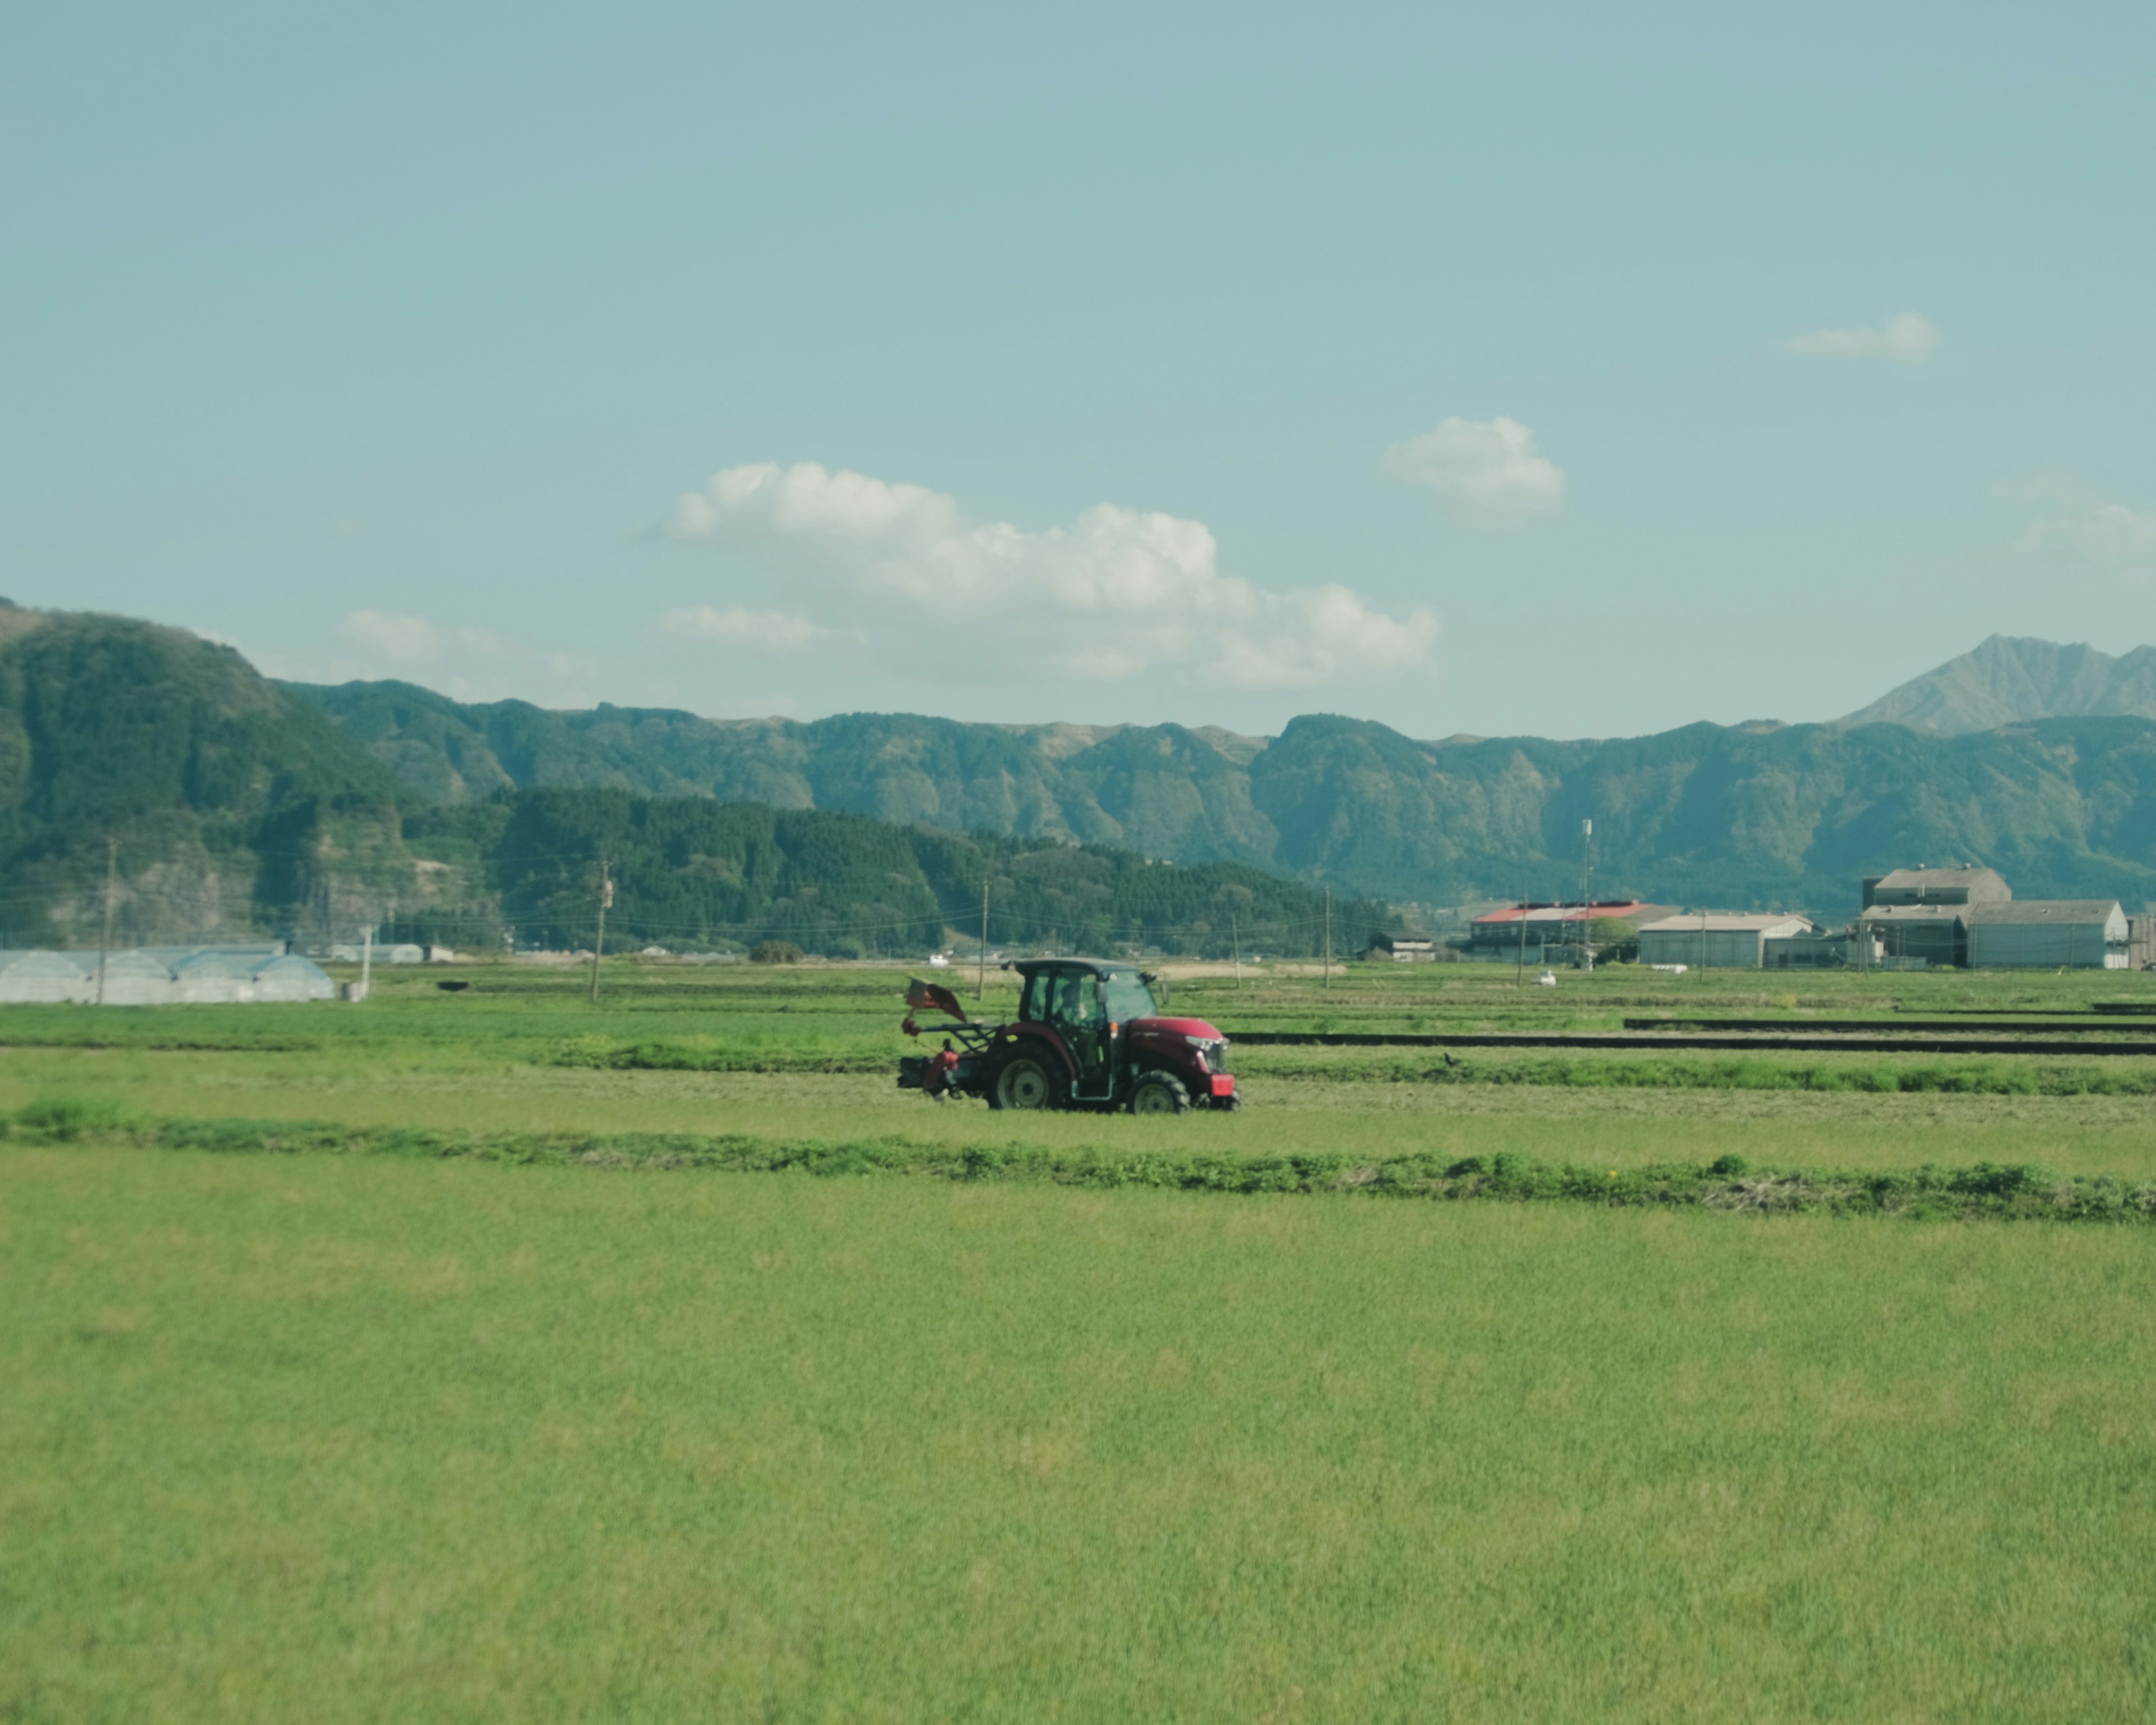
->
[1230,911,1243,989]
[1322,887,1332,988]
[977,874,990,1001]
[1516,889,1528,985]
[97,837,118,1006]
[589,860,612,1005]
[1579,818,1593,970]
[359,924,373,999]
[1700,906,1710,980]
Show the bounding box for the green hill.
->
[296,677,2156,913]
[398,791,1380,959]
[0,608,408,947]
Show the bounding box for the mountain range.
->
[289,633,2156,912]
[7,606,2156,946]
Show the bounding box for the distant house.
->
[1364,934,1439,962]
[1638,913,1814,969]
[1966,901,2128,970]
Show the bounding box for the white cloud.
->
[658,462,1437,690]
[2022,501,2156,562]
[1381,417,1565,519]
[337,609,441,665]
[1781,312,1939,365]
[2006,473,2156,578]
[659,605,826,653]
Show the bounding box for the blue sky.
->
[6,2,2152,739]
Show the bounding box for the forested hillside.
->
[0,607,408,946]
[298,677,2156,912]
[399,791,1383,958]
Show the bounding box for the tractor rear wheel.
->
[989,1048,1064,1111]
[1129,1071,1191,1115]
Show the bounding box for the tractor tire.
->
[1129,1071,1192,1116]
[989,1046,1065,1111]
[1211,1089,1243,1112]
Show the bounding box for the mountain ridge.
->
[290,661,2156,913]
[1838,635,2156,734]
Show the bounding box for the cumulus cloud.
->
[1781,312,1939,365]
[658,462,1437,690]
[1381,417,1565,519]
[658,605,826,652]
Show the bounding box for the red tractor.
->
[897,958,1239,1114]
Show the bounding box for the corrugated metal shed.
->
[1857,902,1969,968]
[1966,901,2129,969]
[1638,914,1813,969]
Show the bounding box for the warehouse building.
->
[1465,900,1674,962]
[1965,901,2129,969]
[1857,902,1971,968]
[1638,913,1814,969]
[1764,929,1879,969]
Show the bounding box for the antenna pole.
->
[589,859,611,1005]
[97,837,118,1006]
[1581,817,1593,970]
[1322,887,1332,988]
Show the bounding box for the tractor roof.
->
[1004,957,1145,978]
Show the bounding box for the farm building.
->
[1764,930,1876,969]
[1638,913,1814,969]
[1857,902,1970,968]
[1363,934,1440,962]
[1465,901,1673,961]
[0,947,336,1005]
[1965,901,2129,969]
[1861,866,2011,909]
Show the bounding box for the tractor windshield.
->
[1101,969,1158,1023]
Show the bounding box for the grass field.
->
[5,959,2155,1719]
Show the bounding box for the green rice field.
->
[4,958,2154,1719]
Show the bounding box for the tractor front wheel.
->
[1129,1071,1192,1115]
[989,1048,1064,1111]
